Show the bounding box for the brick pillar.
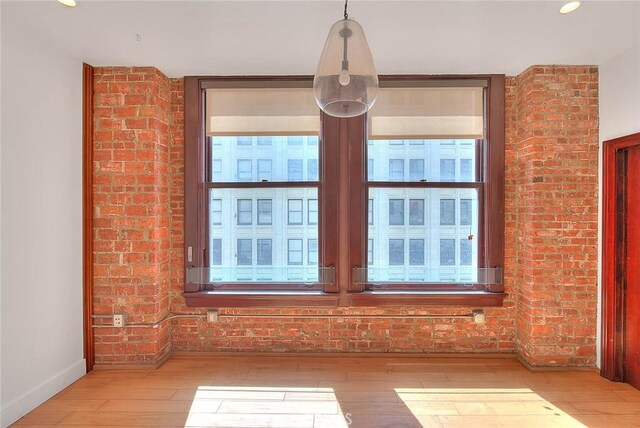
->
[514,66,599,366]
[93,67,171,365]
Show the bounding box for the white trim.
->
[1,359,86,428]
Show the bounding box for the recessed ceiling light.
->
[560,1,581,14]
[58,0,77,7]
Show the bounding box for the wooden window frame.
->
[183,75,505,308]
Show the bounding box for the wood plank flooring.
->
[10,355,640,427]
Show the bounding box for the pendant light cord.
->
[344,0,348,19]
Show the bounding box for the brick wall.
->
[92,66,598,367]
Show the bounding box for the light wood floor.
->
[11,355,640,427]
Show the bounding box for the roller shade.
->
[369,87,484,140]
[206,87,319,136]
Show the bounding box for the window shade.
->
[205,87,319,136]
[368,87,484,140]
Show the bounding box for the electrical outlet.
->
[113,314,127,327]
[206,310,219,323]
[472,310,485,325]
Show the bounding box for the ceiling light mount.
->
[313,0,378,118]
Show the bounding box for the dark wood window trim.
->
[184,75,505,308]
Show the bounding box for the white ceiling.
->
[2,0,639,77]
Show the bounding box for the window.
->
[409,199,424,225]
[389,239,404,265]
[288,159,303,181]
[440,159,455,182]
[409,159,425,181]
[460,199,472,226]
[185,75,504,307]
[409,239,425,266]
[237,199,252,225]
[389,199,404,225]
[389,159,404,181]
[440,239,455,266]
[288,199,303,225]
[211,198,222,225]
[257,239,272,265]
[237,239,252,265]
[440,199,455,225]
[257,199,272,225]
[237,159,252,181]
[308,239,318,265]
[288,239,303,265]
[308,199,318,225]
[257,159,272,181]
[211,239,222,265]
[308,159,319,181]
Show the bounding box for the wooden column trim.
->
[82,63,95,373]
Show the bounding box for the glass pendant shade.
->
[313,18,378,118]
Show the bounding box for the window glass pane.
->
[211,198,222,225]
[440,239,455,266]
[288,159,303,181]
[257,199,272,225]
[389,199,404,225]
[366,139,476,182]
[409,159,425,181]
[288,199,303,225]
[460,199,472,226]
[211,239,222,265]
[389,159,404,181]
[210,136,318,183]
[409,199,424,225]
[440,199,455,225]
[440,159,455,182]
[308,199,318,225]
[368,198,374,225]
[308,239,318,265]
[237,239,252,265]
[288,239,303,265]
[257,239,272,265]
[409,239,425,266]
[389,239,404,265]
[257,159,272,181]
[368,239,374,265]
[460,239,472,266]
[288,136,303,145]
[237,199,252,225]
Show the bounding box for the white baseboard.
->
[1,359,86,428]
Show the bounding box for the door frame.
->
[601,131,640,380]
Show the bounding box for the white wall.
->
[596,43,640,368]
[0,4,85,426]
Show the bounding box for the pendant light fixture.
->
[313,0,378,118]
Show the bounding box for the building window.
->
[460,239,472,266]
[308,136,318,145]
[288,136,303,145]
[440,239,455,266]
[308,199,318,225]
[368,159,374,180]
[237,239,252,265]
[237,159,252,181]
[237,199,252,225]
[212,159,223,181]
[257,199,272,225]
[389,239,404,265]
[409,239,425,266]
[288,239,303,265]
[308,159,319,181]
[409,199,425,225]
[440,199,455,226]
[389,199,404,225]
[211,198,222,225]
[257,239,272,265]
[368,199,374,225]
[389,159,404,181]
[237,137,252,146]
[308,239,318,265]
[257,159,272,181]
[288,159,303,181]
[288,199,303,225]
[368,239,374,265]
[460,159,473,181]
[460,199,472,226]
[211,239,222,265]
[257,136,272,146]
[409,159,425,181]
[440,159,455,182]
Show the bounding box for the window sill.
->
[183,291,339,308]
[345,290,506,307]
